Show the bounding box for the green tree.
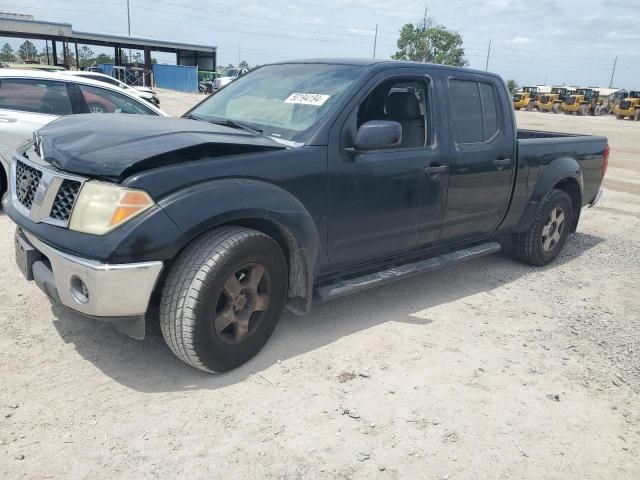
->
[239,60,249,69]
[94,53,115,65]
[18,40,38,61]
[392,12,467,67]
[506,79,519,95]
[0,43,15,62]
[78,46,95,67]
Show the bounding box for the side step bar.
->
[316,242,502,302]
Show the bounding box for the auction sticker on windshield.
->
[285,93,331,106]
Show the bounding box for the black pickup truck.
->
[2,59,607,373]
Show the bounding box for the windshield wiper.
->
[208,118,264,136]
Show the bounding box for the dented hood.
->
[37,115,285,179]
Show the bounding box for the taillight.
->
[603,144,609,177]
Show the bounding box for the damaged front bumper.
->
[15,228,163,339]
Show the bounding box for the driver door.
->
[326,71,450,271]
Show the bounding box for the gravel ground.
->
[1,92,639,479]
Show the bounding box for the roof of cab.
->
[269,58,501,79]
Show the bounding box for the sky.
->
[1,0,639,89]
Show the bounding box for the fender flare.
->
[515,157,583,232]
[158,178,321,314]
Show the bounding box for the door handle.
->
[424,164,448,176]
[494,158,512,168]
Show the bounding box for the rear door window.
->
[0,78,72,115]
[479,82,498,140]
[450,80,483,143]
[450,79,501,144]
[76,84,156,115]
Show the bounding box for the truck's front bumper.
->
[15,228,163,338]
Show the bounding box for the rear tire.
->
[552,103,561,114]
[512,189,573,266]
[635,110,640,122]
[160,227,288,373]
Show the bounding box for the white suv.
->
[0,69,167,199]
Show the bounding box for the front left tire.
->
[160,227,288,373]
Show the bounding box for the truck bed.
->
[516,129,607,208]
[517,129,583,139]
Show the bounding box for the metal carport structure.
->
[0,17,216,72]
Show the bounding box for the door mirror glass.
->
[354,120,402,151]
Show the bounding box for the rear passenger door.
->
[440,76,516,241]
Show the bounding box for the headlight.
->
[69,181,154,235]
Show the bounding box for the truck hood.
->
[36,115,285,179]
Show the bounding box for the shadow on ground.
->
[50,232,604,393]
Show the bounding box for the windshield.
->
[190,63,364,143]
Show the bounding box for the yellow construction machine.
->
[613,91,640,120]
[537,87,574,113]
[561,88,601,116]
[513,87,538,111]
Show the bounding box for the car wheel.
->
[160,227,288,373]
[512,189,573,267]
[87,102,107,113]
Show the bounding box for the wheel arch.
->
[515,156,583,233]
[157,178,322,315]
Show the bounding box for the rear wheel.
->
[635,109,640,122]
[552,103,561,114]
[578,104,589,116]
[160,227,288,373]
[512,189,573,266]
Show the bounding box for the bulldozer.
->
[537,87,574,113]
[613,91,640,120]
[513,86,538,111]
[561,88,602,116]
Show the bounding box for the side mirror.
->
[352,120,402,152]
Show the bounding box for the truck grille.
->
[15,160,43,209]
[12,158,85,226]
[50,179,82,221]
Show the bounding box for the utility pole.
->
[485,39,491,71]
[238,44,241,67]
[609,55,618,88]
[373,24,378,59]
[126,0,132,66]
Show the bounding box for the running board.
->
[316,242,502,302]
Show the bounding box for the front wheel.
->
[512,189,573,266]
[160,227,288,373]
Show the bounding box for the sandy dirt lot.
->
[1,91,639,479]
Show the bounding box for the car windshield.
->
[189,63,365,144]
